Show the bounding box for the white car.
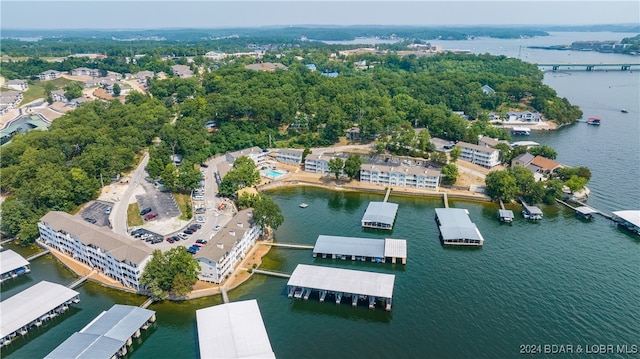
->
[177,233,189,240]
[214,225,221,231]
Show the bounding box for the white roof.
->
[612,210,640,227]
[313,235,384,258]
[287,264,395,298]
[0,249,29,275]
[361,202,399,226]
[435,208,484,242]
[384,238,407,258]
[575,206,598,215]
[196,300,275,359]
[45,305,155,359]
[1,281,79,338]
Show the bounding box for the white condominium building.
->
[38,211,151,290]
[360,164,441,189]
[456,141,501,168]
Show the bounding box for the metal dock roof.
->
[287,264,395,298]
[196,300,275,359]
[498,209,515,219]
[435,208,484,242]
[0,281,79,339]
[313,235,407,259]
[575,206,598,215]
[0,249,29,275]
[612,210,640,227]
[45,304,156,359]
[361,201,399,227]
[523,204,543,215]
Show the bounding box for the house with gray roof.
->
[38,211,152,290]
[39,70,62,81]
[170,64,193,78]
[71,67,101,77]
[276,149,304,165]
[6,79,28,91]
[456,141,501,168]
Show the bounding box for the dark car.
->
[144,213,158,221]
[166,237,175,243]
[84,217,97,224]
[199,163,208,168]
[193,223,202,229]
[195,239,208,245]
[140,207,152,216]
[184,229,194,235]
[187,226,198,232]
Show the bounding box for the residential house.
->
[84,78,102,88]
[170,64,194,78]
[0,90,23,109]
[345,127,361,140]
[170,154,183,166]
[305,64,317,71]
[6,79,28,91]
[225,146,267,166]
[506,111,543,122]
[51,89,67,103]
[67,97,92,108]
[304,152,348,175]
[38,211,152,290]
[511,153,535,168]
[195,209,261,284]
[71,67,101,77]
[481,85,495,95]
[529,156,563,175]
[360,163,441,190]
[478,136,509,148]
[135,70,155,87]
[275,149,304,165]
[39,70,62,80]
[244,62,288,72]
[456,141,501,168]
[321,72,339,78]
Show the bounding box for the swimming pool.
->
[262,169,286,179]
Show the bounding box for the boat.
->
[369,296,376,309]
[586,117,601,125]
[621,109,628,113]
[319,290,327,302]
[299,203,308,208]
[293,287,304,299]
[511,127,531,135]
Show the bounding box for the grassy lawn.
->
[127,203,144,227]
[173,193,191,220]
[20,78,74,105]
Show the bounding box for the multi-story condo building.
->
[456,141,501,168]
[275,149,304,165]
[39,70,62,81]
[225,146,267,166]
[195,209,261,284]
[303,152,349,175]
[38,211,152,290]
[360,164,441,189]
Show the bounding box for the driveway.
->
[111,153,149,236]
[79,200,114,228]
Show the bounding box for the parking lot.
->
[135,180,181,221]
[79,201,113,227]
[129,227,164,245]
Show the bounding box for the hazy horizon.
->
[1,1,639,30]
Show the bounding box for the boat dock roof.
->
[0,249,29,276]
[0,281,79,339]
[435,208,485,244]
[612,210,640,232]
[575,206,598,216]
[196,299,275,359]
[287,264,395,299]
[313,235,406,260]
[361,201,399,229]
[45,305,156,359]
[523,204,543,215]
[498,209,514,219]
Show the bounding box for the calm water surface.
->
[2,32,639,359]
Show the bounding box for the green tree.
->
[161,163,178,191]
[64,81,83,100]
[237,192,258,209]
[449,146,462,162]
[252,194,284,232]
[112,83,121,97]
[177,162,202,191]
[328,158,344,180]
[343,153,363,180]
[565,175,587,193]
[218,156,260,196]
[543,179,564,204]
[441,163,459,185]
[140,247,201,301]
[301,147,311,163]
[485,170,519,202]
[431,151,448,166]
[44,81,56,104]
[528,145,557,160]
[493,143,512,164]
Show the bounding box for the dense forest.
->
[0,44,584,243]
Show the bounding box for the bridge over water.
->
[536,63,640,71]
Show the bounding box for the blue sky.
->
[1,1,639,29]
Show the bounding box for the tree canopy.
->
[140,247,201,301]
[218,156,261,197]
[252,194,284,232]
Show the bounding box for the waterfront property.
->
[275,148,304,165]
[0,281,80,347]
[312,235,407,264]
[38,211,152,290]
[511,127,531,135]
[225,146,268,166]
[455,141,501,168]
[287,264,395,310]
[196,299,275,359]
[434,208,485,246]
[575,206,598,220]
[612,210,640,235]
[304,152,348,174]
[498,209,515,223]
[522,202,543,220]
[44,304,156,359]
[359,163,441,189]
[361,201,399,230]
[195,209,261,284]
[0,249,30,282]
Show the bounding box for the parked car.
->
[84,217,97,224]
[144,213,158,221]
[200,163,208,168]
[193,223,202,229]
[184,229,194,235]
[178,233,189,240]
[214,225,221,231]
[166,237,175,243]
[195,239,208,244]
[105,207,111,215]
[140,207,152,216]
[187,226,198,232]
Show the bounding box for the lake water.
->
[2,32,639,359]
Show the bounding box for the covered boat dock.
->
[196,299,275,359]
[612,210,640,235]
[312,235,407,264]
[0,249,30,282]
[45,304,156,359]
[435,208,485,246]
[361,201,399,230]
[1,281,80,347]
[498,209,514,223]
[287,264,396,310]
[521,201,543,220]
[575,206,598,220]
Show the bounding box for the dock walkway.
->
[263,242,314,249]
[443,193,449,208]
[220,286,230,303]
[26,249,50,261]
[383,187,391,202]
[252,269,291,278]
[67,270,95,289]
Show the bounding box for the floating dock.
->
[0,249,30,283]
[196,300,275,359]
[575,206,598,220]
[286,264,395,310]
[521,200,543,220]
[312,235,407,264]
[498,200,514,223]
[45,304,156,359]
[1,281,80,347]
[612,210,640,235]
[361,201,399,230]
[435,208,484,246]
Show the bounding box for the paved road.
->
[111,153,149,236]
